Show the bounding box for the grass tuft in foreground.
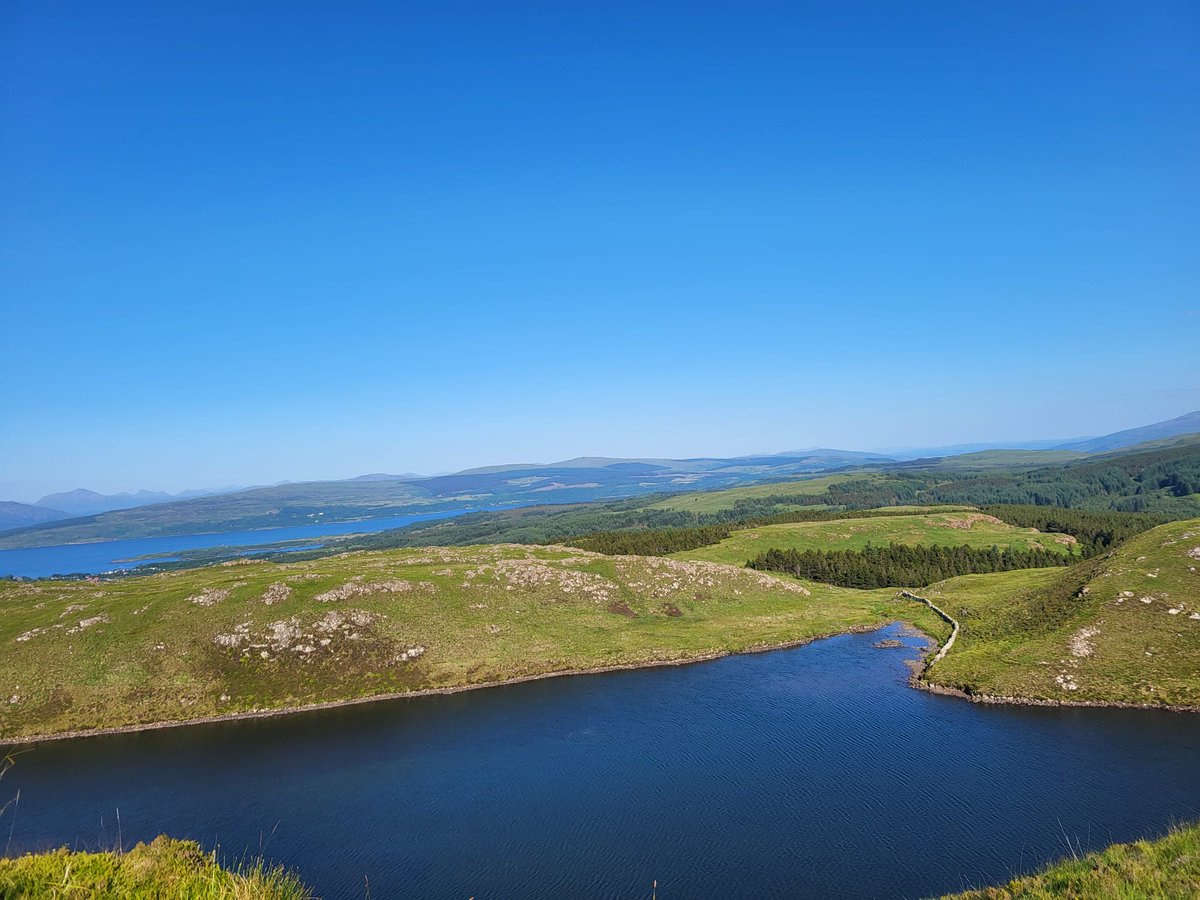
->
[942,821,1200,898]
[0,835,312,899]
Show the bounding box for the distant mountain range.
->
[35,487,226,517]
[0,486,240,532]
[1,411,1196,546]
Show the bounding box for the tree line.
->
[561,507,976,556]
[568,524,734,555]
[746,542,1073,589]
[977,505,1169,557]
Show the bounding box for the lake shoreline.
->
[0,624,888,747]
[10,614,1198,748]
[910,675,1200,714]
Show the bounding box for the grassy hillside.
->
[0,546,946,742]
[941,821,1200,899]
[670,510,1077,566]
[0,835,311,899]
[922,518,1200,707]
[645,473,868,513]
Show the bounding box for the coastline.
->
[0,624,885,748]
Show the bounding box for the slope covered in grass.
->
[644,473,869,513]
[670,510,1077,566]
[0,835,311,899]
[941,821,1200,898]
[923,518,1200,707]
[0,545,946,742]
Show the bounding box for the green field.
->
[923,518,1200,707]
[941,821,1200,899]
[644,473,868,513]
[0,835,311,899]
[0,545,947,742]
[670,509,1077,566]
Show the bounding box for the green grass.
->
[0,835,312,899]
[941,821,1200,898]
[922,518,1200,707]
[0,545,947,741]
[644,473,871,513]
[670,509,1077,566]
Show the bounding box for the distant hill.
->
[458,450,892,477]
[347,473,425,482]
[1056,411,1200,454]
[921,448,1090,469]
[1089,432,1200,457]
[0,451,895,549]
[766,448,896,461]
[35,487,224,517]
[6,412,1198,550]
[878,438,1090,459]
[0,501,71,530]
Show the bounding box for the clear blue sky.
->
[3,1,1198,500]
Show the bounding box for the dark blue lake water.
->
[0,508,494,579]
[5,624,1200,899]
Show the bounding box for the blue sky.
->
[3,1,1198,500]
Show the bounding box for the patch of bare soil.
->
[607,600,637,618]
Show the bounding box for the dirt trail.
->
[899,590,959,665]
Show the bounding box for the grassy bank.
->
[0,545,947,742]
[645,473,867,513]
[0,835,311,899]
[941,822,1200,898]
[922,518,1200,707]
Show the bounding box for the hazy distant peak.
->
[34,486,230,516]
[346,473,426,482]
[1055,411,1200,454]
[0,500,72,531]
